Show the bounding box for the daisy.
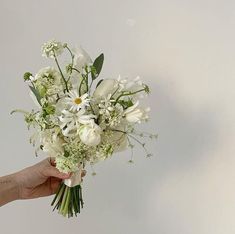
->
[65,90,90,112]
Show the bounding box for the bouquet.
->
[12,39,157,217]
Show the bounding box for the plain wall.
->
[0,0,235,233]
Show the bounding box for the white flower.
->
[93,79,119,98]
[124,101,150,123]
[98,94,115,117]
[117,75,128,91]
[78,121,102,146]
[34,67,64,100]
[73,46,92,72]
[65,90,90,112]
[59,109,96,136]
[42,39,64,58]
[40,130,65,157]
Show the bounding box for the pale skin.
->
[0,158,85,207]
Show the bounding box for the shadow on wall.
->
[84,78,220,233]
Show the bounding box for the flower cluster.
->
[13,39,156,217]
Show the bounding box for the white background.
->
[0,0,235,233]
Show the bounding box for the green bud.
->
[23,72,32,81]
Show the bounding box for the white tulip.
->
[79,121,102,146]
[73,46,92,72]
[124,101,150,123]
[93,79,118,98]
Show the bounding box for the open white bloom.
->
[43,136,65,157]
[124,101,150,123]
[93,79,119,98]
[42,39,64,58]
[34,67,64,99]
[59,109,96,136]
[73,46,92,72]
[65,90,90,112]
[78,121,102,146]
[39,130,65,157]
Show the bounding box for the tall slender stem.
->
[115,88,145,104]
[53,52,69,92]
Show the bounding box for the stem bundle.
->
[51,182,84,218]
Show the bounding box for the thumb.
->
[44,166,71,179]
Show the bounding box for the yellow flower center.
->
[74,97,82,105]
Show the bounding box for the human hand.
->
[15,158,85,200]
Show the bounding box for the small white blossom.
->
[55,156,79,173]
[42,39,64,58]
[98,94,115,117]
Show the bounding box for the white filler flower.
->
[42,39,64,58]
[65,90,90,112]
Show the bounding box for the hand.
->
[15,158,85,200]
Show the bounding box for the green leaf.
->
[29,85,42,106]
[91,53,104,80]
[23,72,32,81]
[96,79,104,88]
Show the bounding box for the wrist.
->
[0,173,20,206]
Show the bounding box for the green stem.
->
[59,186,69,215]
[53,51,69,92]
[71,67,81,74]
[63,188,71,217]
[65,46,74,83]
[79,74,87,96]
[51,182,63,206]
[10,109,28,115]
[115,88,145,104]
[53,183,66,211]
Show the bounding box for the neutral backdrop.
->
[1,0,235,234]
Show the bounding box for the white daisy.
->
[65,90,90,112]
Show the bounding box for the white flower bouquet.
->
[12,40,157,217]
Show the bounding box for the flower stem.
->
[115,88,145,104]
[53,51,69,92]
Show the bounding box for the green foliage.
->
[42,103,55,117]
[91,53,104,80]
[29,85,42,106]
[96,79,104,88]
